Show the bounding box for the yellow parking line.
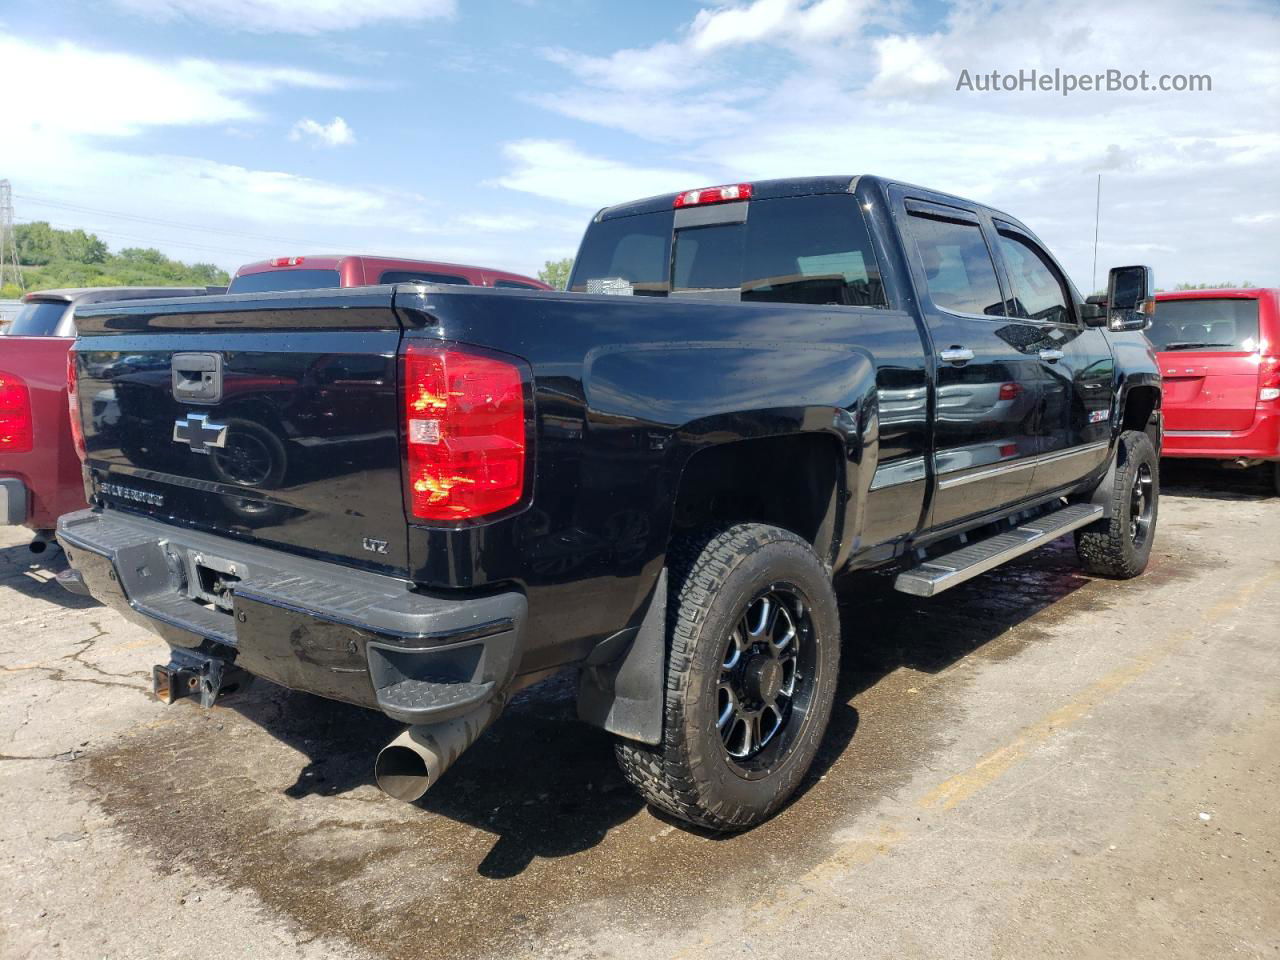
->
[670,566,1278,958]
[918,568,1280,811]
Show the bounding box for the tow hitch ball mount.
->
[152,649,245,708]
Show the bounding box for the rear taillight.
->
[0,371,33,453]
[270,256,306,267]
[673,182,753,208]
[66,351,87,461]
[1260,355,1279,402]
[400,344,527,522]
[998,382,1023,401]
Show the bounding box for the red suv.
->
[1151,288,1280,494]
[227,255,550,294]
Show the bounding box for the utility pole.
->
[0,180,23,292]
[1091,174,1101,294]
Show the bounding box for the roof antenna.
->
[1091,173,1102,294]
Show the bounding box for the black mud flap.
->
[576,570,667,745]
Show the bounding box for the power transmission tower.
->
[0,180,24,292]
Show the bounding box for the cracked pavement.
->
[0,460,1277,960]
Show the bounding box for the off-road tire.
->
[1075,430,1159,578]
[615,523,840,831]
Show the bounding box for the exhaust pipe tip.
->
[373,698,504,804]
[374,741,434,803]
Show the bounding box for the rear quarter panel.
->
[397,285,926,672]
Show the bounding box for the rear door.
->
[892,191,1045,527]
[72,290,408,574]
[1150,296,1261,432]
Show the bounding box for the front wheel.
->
[1074,430,1159,578]
[615,523,840,831]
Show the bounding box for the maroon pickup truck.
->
[1,286,210,547]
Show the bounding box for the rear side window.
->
[380,270,471,285]
[996,229,1072,324]
[227,269,341,293]
[1149,298,1261,352]
[908,211,1004,317]
[6,300,69,337]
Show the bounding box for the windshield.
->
[227,269,342,294]
[1149,298,1261,352]
[570,194,886,307]
[6,299,69,337]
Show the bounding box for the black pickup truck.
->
[58,176,1161,830]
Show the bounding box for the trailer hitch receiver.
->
[152,647,245,708]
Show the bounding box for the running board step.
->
[894,503,1104,598]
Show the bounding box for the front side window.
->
[908,212,1004,316]
[996,230,1072,324]
[1148,298,1261,352]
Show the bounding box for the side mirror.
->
[1080,300,1107,327]
[1106,265,1155,332]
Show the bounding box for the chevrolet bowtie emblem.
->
[173,413,228,455]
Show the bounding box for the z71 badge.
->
[1089,409,1111,423]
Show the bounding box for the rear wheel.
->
[1075,430,1159,578]
[1272,461,1280,498]
[615,523,840,831]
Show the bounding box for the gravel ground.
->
[0,459,1276,960]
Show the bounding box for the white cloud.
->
[0,34,578,279]
[111,0,455,34]
[0,37,349,138]
[493,140,708,208]
[290,116,357,147]
[529,0,1280,287]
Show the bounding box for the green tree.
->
[14,221,61,265]
[538,257,573,291]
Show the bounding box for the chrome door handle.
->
[1039,349,1065,363]
[938,347,975,364]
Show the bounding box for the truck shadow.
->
[219,540,1104,878]
[0,541,101,610]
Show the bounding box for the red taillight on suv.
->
[0,371,33,453]
[1260,355,1280,403]
[66,351,87,461]
[400,343,528,522]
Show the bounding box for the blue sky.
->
[3,0,1278,288]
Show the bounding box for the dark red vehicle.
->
[227,255,550,294]
[1150,288,1280,494]
[0,287,209,545]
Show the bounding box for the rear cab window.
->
[1150,298,1261,352]
[379,270,471,285]
[227,269,342,294]
[571,193,886,307]
[6,299,70,337]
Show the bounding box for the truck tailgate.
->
[72,289,409,574]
